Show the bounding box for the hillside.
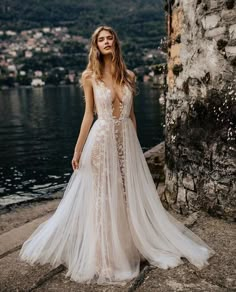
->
[0,0,166,49]
[0,0,167,85]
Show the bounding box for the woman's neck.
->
[103,55,113,75]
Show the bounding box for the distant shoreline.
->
[0,83,81,90]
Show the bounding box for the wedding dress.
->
[19,74,215,286]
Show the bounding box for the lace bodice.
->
[91,76,133,120]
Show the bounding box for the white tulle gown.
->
[19,74,215,285]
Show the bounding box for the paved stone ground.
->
[0,199,235,292]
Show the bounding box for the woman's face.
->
[97,30,114,56]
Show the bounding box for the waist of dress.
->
[97,116,130,122]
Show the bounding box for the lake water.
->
[0,83,164,199]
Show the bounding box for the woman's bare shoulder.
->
[126,69,136,80]
[82,69,93,79]
[81,70,93,86]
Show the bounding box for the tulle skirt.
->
[19,117,215,285]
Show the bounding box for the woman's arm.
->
[128,70,137,132]
[72,72,94,170]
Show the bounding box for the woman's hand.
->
[71,151,81,171]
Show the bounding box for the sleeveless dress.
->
[19,74,215,286]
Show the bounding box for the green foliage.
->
[16,74,31,85]
[61,42,86,55]
[0,76,15,87]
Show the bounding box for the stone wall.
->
[164,0,236,220]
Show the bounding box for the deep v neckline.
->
[99,80,125,104]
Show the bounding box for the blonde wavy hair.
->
[80,25,136,95]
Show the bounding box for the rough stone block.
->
[165,189,177,205]
[183,174,195,191]
[228,39,236,46]
[176,186,189,214]
[229,24,236,40]
[210,0,218,9]
[177,186,186,203]
[215,183,230,194]
[172,8,184,37]
[205,26,226,38]
[225,46,236,57]
[221,9,236,23]
[170,43,181,58]
[203,180,216,201]
[201,14,220,30]
[176,77,184,90]
[186,190,200,210]
[165,171,178,193]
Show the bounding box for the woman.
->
[19,25,215,286]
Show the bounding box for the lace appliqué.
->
[114,120,127,203]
